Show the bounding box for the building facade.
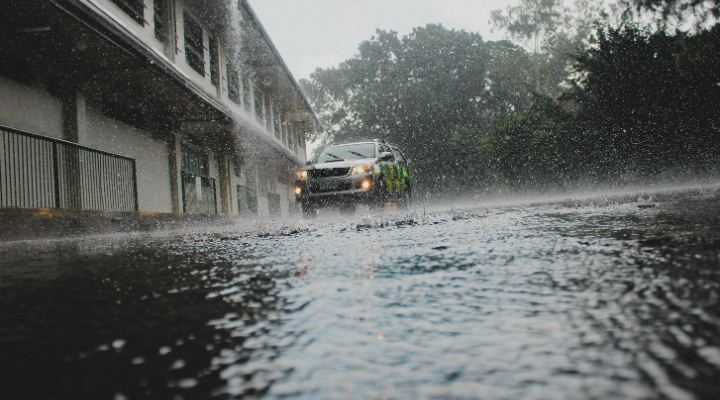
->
[1,0,315,217]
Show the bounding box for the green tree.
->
[491,0,607,96]
[574,23,720,174]
[491,0,569,54]
[629,0,720,25]
[303,25,511,190]
[473,94,602,190]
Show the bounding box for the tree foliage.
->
[575,23,720,170]
[631,0,720,24]
[491,0,569,54]
[490,0,607,95]
[476,22,720,189]
[300,24,537,190]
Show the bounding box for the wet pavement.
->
[1,186,720,400]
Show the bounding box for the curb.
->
[0,208,243,242]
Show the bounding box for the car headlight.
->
[351,165,372,175]
[296,170,308,180]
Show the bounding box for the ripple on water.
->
[2,189,720,399]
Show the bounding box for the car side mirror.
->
[379,152,393,162]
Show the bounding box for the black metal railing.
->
[181,171,217,214]
[0,124,138,211]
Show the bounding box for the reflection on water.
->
[1,187,719,399]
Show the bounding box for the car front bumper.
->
[294,173,382,207]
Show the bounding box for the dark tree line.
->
[475,23,720,191]
[300,4,720,194]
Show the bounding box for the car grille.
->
[309,168,350,179]
[308,181,353,193]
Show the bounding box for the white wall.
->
[85,103,173,213]
[0,76,64,139]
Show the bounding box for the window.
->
[391,146,406,164]
[111,0,145,25]
[209,36,219,86]
[379,144,394,160]
[181,146,207,176]
[227,61,239,103]
[153,0,169,43]
[316,143,376,163]
[184,13,205,76]
[380,144,395,161]
[242,74,251,110]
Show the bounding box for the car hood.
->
[306,159,377,170]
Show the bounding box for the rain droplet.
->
[170,359,186,370]
[177,378,198,389]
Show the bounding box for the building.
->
[0,0,316,218]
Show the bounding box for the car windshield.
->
[315,143,376,163]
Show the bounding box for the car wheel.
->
[339,204,356,216]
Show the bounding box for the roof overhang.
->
[43,0,317,165]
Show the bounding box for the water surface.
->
[1,188,719,399]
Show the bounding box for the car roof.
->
[327,141,377,148]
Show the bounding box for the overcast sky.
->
[248,0,513,81]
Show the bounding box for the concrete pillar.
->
[164,0,178,61]
[63,91,88,145]
[174,0,186,67]
[61,90,88,209]
[207,152,217,214]
[247,75,255,114]
[240,73,247,111]
[168,134,183,213]
[217,153,230,215]
[260,93,267,126]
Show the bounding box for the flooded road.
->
[2,187,720,400]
